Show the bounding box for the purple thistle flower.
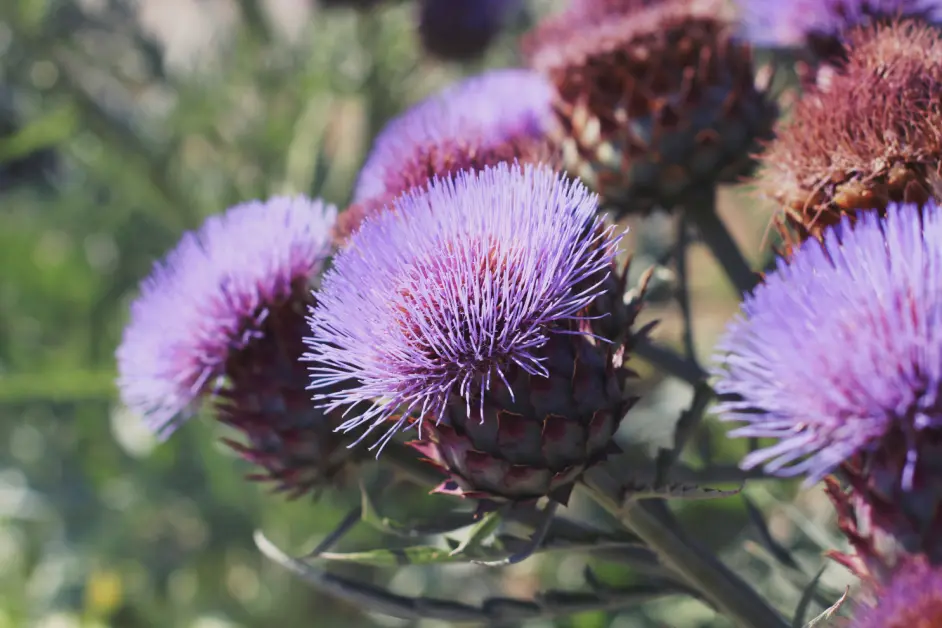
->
[340,69,556,243]
[712,202,942,487]
[306,163,619,452]
[417,0,523,61]
[117,196,337,437]
[849,560,942,627]
[737,0,940,52]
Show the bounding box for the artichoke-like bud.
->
[335,69,558,245]
[712,202,942,577]
[522,0,777,216]
[117,197,358,497]
[846,559,942,627]
[417,0,523,62]
[306,163,647,505]
[759,21,942,249]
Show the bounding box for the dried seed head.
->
[758,20,942,247]
[522,0,777,215]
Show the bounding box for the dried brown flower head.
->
[759,20,942,246]
[522,0,777,215]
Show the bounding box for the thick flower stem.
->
[687,188,758,296]
[581,469,788,628]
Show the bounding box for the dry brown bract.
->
[760,20,942,246]
[522,0,777,215]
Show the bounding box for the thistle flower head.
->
[307,163,617,449]
[351,69,556,207]
[117,197,336,436]
[759,20,942,246]
[738,0,939,56]
[522,0,777,215]
[417,0,523,61]
[712,202,942,486]
[849,561,942,628]
[309,163,642,503]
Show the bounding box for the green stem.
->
[581,469,788,628]
[688,188,757,296]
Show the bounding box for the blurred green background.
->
[0,0,856,626]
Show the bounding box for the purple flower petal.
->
[305,163,619,450]
[117,196,337,437]
[352,69,556,205]
[712,202,942,484]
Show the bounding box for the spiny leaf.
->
[803,587,849,628]
[256,529,685,622]
[359,484,479,538]
[449,511,501,556]
[317,544,504,567]
[621,481,742,502]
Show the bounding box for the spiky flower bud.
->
[737,0,939,61]
[116,197,355,497]
[306,163,645,505]
[522,0,777,215]
[417,0,523,62]
[759,21,942,248]
[712,203,942,576]
[335,69,558,244]
[848,560,942,627]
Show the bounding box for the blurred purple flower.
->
[849,560,942,627]
[737,0,940,53]
[712,202,942,486]
[117,196,337,437]
[352,68,556,206]
[417,0,523,61]
[306,163,618,452]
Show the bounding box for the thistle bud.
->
[116,197,356,497]
[712,202,942,577]
[306,163,646,506]
[522,0,777,215]
[335,69,558,244]
[758,21,942,248]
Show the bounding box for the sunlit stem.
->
[580,468,788,628]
